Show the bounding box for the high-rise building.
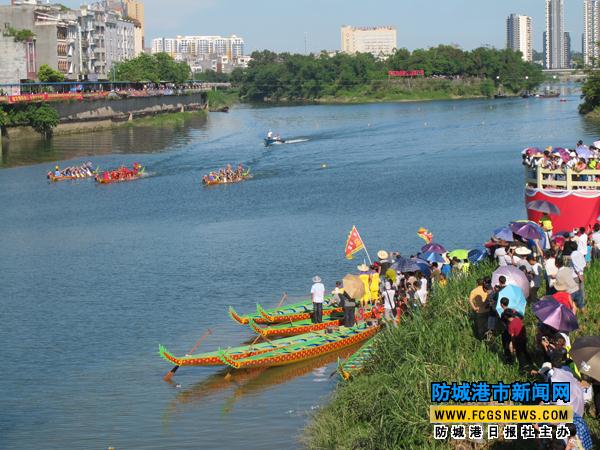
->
[545,0,567,68]
[506,14,533,62]
[340,26,397,57]
[124,0,144,49]
[151,35,244,60]
[584,0,600,66]
[564,31,572,67]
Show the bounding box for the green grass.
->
[127,109,207,127]
[305,261,600,449]
[206,89,238,109]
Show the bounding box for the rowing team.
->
[97,163,142,182]
[202,164,248,184]
[47,162,95,179]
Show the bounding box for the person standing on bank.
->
[311,276,325,324]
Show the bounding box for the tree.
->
[38,64,64,83]
[28,103,59,139]
[113,53,190,83]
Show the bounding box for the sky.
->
[58,0,585,53]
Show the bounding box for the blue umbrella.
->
[492,226,514,242]
[391,257,421,273]
[496,284,527,317]
[411,258,432,277]
[468,248,487,264]
[422,252,445,263]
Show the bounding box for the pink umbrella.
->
[491,265,530,298]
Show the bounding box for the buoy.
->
[321,164,327,169]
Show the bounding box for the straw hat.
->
[515,247,532,256]
[357,264,370,272]
[312,275,322,283]
[377,250,389,260]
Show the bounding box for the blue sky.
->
[60,0,585,53]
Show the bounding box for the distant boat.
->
[494,94,508,99]
[538,91,560,98]
[264,136,285,147]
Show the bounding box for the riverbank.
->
[306,261,600,449]
[206,89,238,111]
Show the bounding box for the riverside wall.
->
[5,92,208,139]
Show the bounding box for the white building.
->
[584,0,600,66]
[544,0,567,69]
[506,14,532,62]
[151,35,245,62]
[340,26,397,57]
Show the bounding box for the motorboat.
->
[264,136,285,146]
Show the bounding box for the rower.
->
[54,166,61,177]
[267,130,273,139]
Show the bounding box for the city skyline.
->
[54,0,585,54]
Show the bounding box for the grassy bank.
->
[206,89,238,110]
[585,107,600,122]
[127,109,207,127]
[306,261,600,449]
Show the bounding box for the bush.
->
[27,103,59,138]
[38,64,64,83]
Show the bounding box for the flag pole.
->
[363,246,372,265]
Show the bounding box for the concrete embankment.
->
[5,92,208,139]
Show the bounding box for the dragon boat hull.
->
[338,337,376,380]
[203,173,251,186]
[256,299,342,323]
[249,306,380,337]
[96,168,145,184]
[218,323,381,369]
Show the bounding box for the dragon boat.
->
[48,171,98,182]
[95,166,145,184]
[338,337,376,381]
[256,297,342,323]
[202,170,251,186]
[248,305,382,337]
[217,323,381,370]
[159,330,342,368]
[229,297,340,325]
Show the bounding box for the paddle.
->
[163,328,212,381]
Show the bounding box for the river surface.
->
[1,87,597,449]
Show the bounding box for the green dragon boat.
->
[229,296,339,325]
[159,329,345,368]
[217,323,381,369]
[338,337,377,380]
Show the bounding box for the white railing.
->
[525,167,600,190]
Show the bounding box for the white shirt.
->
[577,234,588,255]
[544,258,558,288]
[570,250,587,276]
[415,289,427,306]
[591,231,600,250]
[311,283,325,303]
[530,262,542,288]
[382,289,396,310]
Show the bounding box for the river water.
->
[1,88,597,449]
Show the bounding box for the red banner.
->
[388,70,424,77]
[7,92,84,103]
[345,226,366,260]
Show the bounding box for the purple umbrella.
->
[509,221,543,240]
[532,298,579,333]
[553,147,571,162]
[421,243,446,254]
[491,265,530,298]
[523,147,543,156]
[391,257,421,273]
[527,200,561,215]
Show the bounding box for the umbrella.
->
[448,249,468,260]
[421,243,446,254]
[523,147,543,156]
[532,298,579,333]
[422,252,445,264]
[391,257,421,273]
[496,284,527,317]
[570,336,600,382]
[468,248,487,264]
[491,265,530,298]
[576,145,593,159]
[553,147,571,162]
[492,226,514,242]
[342,274,364,300]
[509,221,543,240]
[527,200,561,215]
[549,368,585,416]
[411,258,432,277]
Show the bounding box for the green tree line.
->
[232,46,544,102]
[113,53,190,84]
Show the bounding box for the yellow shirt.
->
[359,273,372,302]
[369,272,380,300]
[469,286,489,313]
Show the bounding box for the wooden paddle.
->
[163,328,212,381]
